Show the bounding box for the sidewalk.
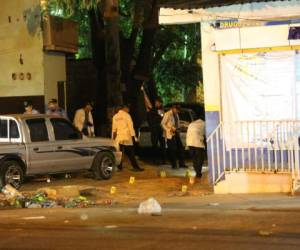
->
[159,193,300,212]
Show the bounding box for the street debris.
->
[37,188,57,200]
[138,197,162,215]
[2,184,24,200]
[105,225,118,229]
[209,203,220,206]
[80,213,89,221]
[95,199,117,206]
[258,230,272,236]
[22,216,46,220]
[0,184,96,209]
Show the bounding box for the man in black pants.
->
[147,99,166,164]
[112,105,144,172]
[161,105,186,169]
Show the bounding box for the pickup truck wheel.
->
[0,161,24,189]
[92,152,115,180]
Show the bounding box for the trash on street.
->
[138,197,162,215]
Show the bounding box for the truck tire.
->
[92,152,115,180]
[0,161,24,189]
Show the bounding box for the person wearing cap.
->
[186,118,206,178]
[161,105,186,169]
[112,105,144,172]
[73,102,95,137]
[23,101,39,115]
[46,98,68,119]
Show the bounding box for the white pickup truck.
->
[0,114,122,189]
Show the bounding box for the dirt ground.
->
[19,160,212,206]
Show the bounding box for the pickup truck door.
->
[25,118,56,175]
[48,118,94,171]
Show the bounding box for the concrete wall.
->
[0,0,44,97]
[214,172,292,194]
[44,52,66,104]
[201,22,221,136]
[0,0,68,114]
[214,24,300,51]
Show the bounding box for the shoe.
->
[131,167,144,172]
[196,173,202,178]
[180,165,188,168]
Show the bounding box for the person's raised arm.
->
[141,85,153,112]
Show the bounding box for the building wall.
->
[43,52,66,106]
[0,0,69,114]
[0,0,44,98]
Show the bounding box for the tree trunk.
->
[89,2,123,136]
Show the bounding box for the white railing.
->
[287,128,300,193]
[207,120,300,186]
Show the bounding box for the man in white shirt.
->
[112,105,144,172]
[186,119,206,178]
[74,101,95,137]
[161,105,186,169]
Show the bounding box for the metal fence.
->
[207,120,300,187]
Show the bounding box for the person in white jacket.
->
[73,102,95,137]
[112,105,144,172]
[186,119,206,178]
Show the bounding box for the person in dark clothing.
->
[142,86,166,164]
[147,99,166,164]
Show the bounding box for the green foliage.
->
[49,0,101,16]
[49,0,93,58]
[153,24,202,103]
[48,0,203,103]
[119,0,133,38]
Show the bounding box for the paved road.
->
[0,203,300,250]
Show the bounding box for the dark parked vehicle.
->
[164,102,205,120]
